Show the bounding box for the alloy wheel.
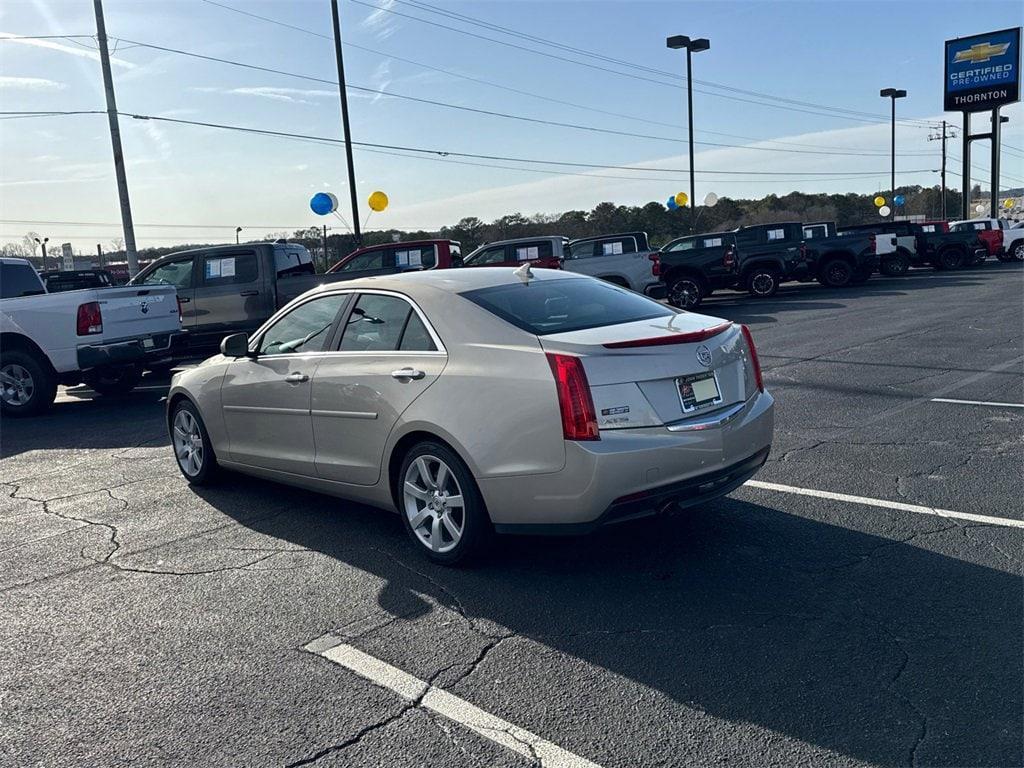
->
[826,263,850,286]
[669,279,701,308]
[403,455,465,554]
[750,273,776,296]
[1015,243,1024,261]
[172,408,204,477]
[0,363,34,407]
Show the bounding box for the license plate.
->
[142,338,154,349]
[677,372,721,411]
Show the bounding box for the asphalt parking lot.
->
[2,263,1021,768]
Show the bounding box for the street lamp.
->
[34,236,49,270]
[880,88,906,220]
[235,227,242,244]
[667,34,710,227]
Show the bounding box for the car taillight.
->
[76,301,103,335]
[723,247,737,270]
[648,252,661,276]
[740,324,764,393]
[546,353,599,441]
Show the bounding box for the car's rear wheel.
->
[818,258,853,287]
[170,400,219,485]
[745,267,779,298]
[82,365,142,396]
[667,275,706,309]
[399,441,489,565]
[936,248,963,270]
[1012,241,1024,262]
[879,252,910,276]
[0,350,56,417]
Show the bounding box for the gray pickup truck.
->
[130,241,353,357]
[565,232,665,297]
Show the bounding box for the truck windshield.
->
[461,277,673,336]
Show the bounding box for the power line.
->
[348,0,932,129]
[199,0,939,156]
[112,38,936,158]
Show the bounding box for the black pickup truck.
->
[911,225,987,270]
[659,222,876,308]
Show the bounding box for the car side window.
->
[395,246,437,269]
[0,262,46,298]
[339,250,386,272]
[471,246,508,265]
[515,241,554,261]
[339,294,436,352]
[257,294,348,356]
[142,257,194,290]
[201,252,258,286]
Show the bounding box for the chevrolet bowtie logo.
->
[954,41,1011,64]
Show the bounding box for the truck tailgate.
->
[92,285,180,339]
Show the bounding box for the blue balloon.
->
[310,192,335,216]
[666,197,679,210]
[893,194,906,206]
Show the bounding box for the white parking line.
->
[310,641,603,768]
[746,480,1024,529]
[930,398,1024,409]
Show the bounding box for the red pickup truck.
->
[327,239,462,274]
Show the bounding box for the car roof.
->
[471,235,568,250]
[570,231,646,244]
[309,266,579,296]
[1,257,32,266]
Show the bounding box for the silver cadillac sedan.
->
[167,267,773,563]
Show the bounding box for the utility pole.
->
[667,35,710,230]
[330,0,361,246]
[96,243,104,267]
[34,237,49,270]
[93,0,139,277]
[322,225,329,271]
[880,88,906,221]
[928,121,957,220]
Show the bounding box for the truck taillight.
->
[76,302,103,336]
[799,243,808,260]
[740,324,764,393]
[723,247,737,270]
[648,251,661,276]
[546,353,599,441]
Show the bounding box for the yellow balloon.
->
[674,192,688,207]
[368,191,389,212]
[874,196,886,207]
[1004,198,1015,209]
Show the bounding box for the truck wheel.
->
[936,248,963,271]
[667,276,706,309]
[818,258,853,288]
[746,267,779,298]
[82,365,143,397]
[1012,242,1024,262]
[0,350,57,417]
[879,253,910,276]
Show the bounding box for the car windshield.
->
[461,277,674,335]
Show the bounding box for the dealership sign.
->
[945,27,1020,111]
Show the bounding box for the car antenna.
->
[513,262,533,280]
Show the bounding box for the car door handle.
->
[391,368,425,380]
[240,290,259,297]
[284,372,309,384]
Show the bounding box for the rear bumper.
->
[77,332,177,370]
[484,389,774,533]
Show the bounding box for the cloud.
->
[295,164,309,171]
[359,0,397,40]
[0,76,66,91]
[190,85,334,104]
[0,32,135,69]
[370,59,392,103]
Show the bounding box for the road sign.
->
[61,243,75,270]
[945,28,1021,112]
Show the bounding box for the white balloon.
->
[878,205,891,217]
[704,192,719,207]
[975,204,985,213]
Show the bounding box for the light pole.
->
[667,34,710,229]
[34,237,49,270]
[880,88,906,220]
[235,227,242,244]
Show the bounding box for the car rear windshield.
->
[461,277,674,335]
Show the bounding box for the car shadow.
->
[196,476,1021,767]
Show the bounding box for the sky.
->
[1,0,1023,252]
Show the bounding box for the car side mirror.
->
[221,333,251,358]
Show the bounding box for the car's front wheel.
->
[1011,241,1024,262]
[399,441,489,565]
[667,275,706,309]
[879,252,909,276]
[170,400,219,485]
[818,258,853,287]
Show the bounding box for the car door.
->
[311,291,447,485]
[137,255,197,332]
[221,292,350,475]
[464,244,510,268]
[192,249,267,347]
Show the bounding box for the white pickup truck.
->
[1,257,180,415]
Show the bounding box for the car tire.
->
[1012,241,1024,262]
[745,267,780,298]
[82,365,143,397]
[936,248,963,271]
[0,349,57,417]
[818,258,853,288]
[398,441,490,565]
[170,399,220,485]
[879,252,910,276]
[667,275,706,309]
